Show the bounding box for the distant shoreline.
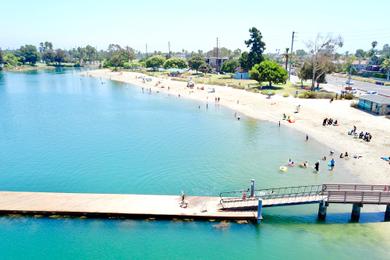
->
[82,69,390,185]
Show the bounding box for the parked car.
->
[346,80,354,85]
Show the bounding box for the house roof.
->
[359,94,390,105]
[352,60,368,65]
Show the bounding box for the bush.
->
[298,91,335,99]
[282,93,289,98]
[343,93,355,100]
[261,90,275,96]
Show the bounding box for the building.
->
[351,60,368,71]
[205,57,229,71]
[358,94,390,115]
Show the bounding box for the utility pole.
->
[288,31,296,80]
[216,37,219,72]
[145,43,148,58]
[168,41,171,58]
[285,48,290,71]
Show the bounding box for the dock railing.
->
[220,184,325,209]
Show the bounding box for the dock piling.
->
[385,205,390,221]
[250,179,255,197]
[317,201,328,221]
[351,203,363,222]
[257,198,263,224]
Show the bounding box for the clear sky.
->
[1,0,390,53]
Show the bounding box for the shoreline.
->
[82,69,390,185]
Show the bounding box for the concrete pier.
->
[317,201,328,221]
[351,203,363,222]
[0,191,256,220]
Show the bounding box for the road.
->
[326,75,390,96]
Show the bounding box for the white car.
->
[366,91,378,95]
[345,80,354,85]
[207,87,215,93]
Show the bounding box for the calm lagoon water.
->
[0,69,389,259]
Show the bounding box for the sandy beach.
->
[83,69,390,185]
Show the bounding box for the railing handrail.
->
[220,183,390,206]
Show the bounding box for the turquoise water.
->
[0,69,389,259]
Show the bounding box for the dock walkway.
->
[0,191,255,220]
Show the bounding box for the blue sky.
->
[1,0,390,53]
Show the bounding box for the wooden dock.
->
[0,191,255,220]
[1,183,389,223]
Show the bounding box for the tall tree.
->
[145,55,166,70]
[0,49,3,66]
[105,44,134,68]
[54,49,66,65]
[239,52,250,71]
[355,49,366,64]
[188,55,205,72]
[163,57,187,69]
[244,27,266,70]
[306,34,343,88]
[16,45,39,65]
[371,41,378,49]
[221,59,239,73]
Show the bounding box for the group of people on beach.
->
[322,118,338,126]
[348,125,372,142]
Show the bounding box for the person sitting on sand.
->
[340,153,344,158]
[322,156,327,161]
[333,120,338,126]
[323,118,328,126]
[344,152,349,158]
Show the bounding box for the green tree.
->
[163,57,187,69]
[221,59,239,73]
[188,55,205,71]
[104,44,134,68]
[297,60,328,84]
[198,63,211,73]
[85,45,98,63]
[239,52,250,71]
[54,49,66,65]
[123,60,144,69]
[3,53,21,68]
[145,55,166,70]
[355,49,366,60]
[249,60,288,87]
[0,49,3,67]
[381,58,390,80]
[16,45,39,65]
[371,41,378,49]
[244,27,266,70]
[39,41,55,64]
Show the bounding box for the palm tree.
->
[381,58,390,81]
[371,41,378,49]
